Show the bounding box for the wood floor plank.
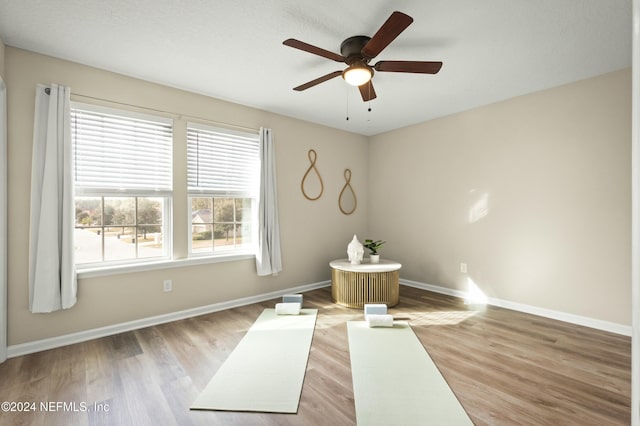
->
[0,285,631,425]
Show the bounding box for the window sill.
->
[77,252,256,279]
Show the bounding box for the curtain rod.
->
[43,86,260,133]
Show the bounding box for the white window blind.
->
[71,105,173,192]
[187,123,259,196]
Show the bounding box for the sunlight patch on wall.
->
[468,191,490,223]
[465,276,488,305]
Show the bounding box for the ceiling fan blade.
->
[283,39,345,62]
[358,81,377,102]
[361,11,413,59]
[374,60,443,74]
[293,71,343,91]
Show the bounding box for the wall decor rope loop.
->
[301,149,324,200]
[339,168,357,215]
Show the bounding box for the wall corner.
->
[0,37,5,78]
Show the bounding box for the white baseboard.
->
[7,280,331,359]
[8,277,630,358]
[401,278,468,299]
[400,278,632,336]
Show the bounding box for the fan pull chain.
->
[345,85,350,121]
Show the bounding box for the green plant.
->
[363,239,385,255]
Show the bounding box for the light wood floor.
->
[0,286,631,425]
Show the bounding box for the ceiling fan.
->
[283,11,443,102]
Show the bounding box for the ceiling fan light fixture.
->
[342,64,372,86]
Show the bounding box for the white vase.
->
[347,235,364,265]
[369,254,380,264]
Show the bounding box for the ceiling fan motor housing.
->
[340,35,375,84]
[340,36,372,64]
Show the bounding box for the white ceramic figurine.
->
[347,235,364,265]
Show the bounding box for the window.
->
[187,122,259,255]
[71,104,173,267]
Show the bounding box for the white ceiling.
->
[0,0,632,136]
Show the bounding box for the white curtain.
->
[256,127,282,276]
[0,78,7,362]
[28,84,76,313]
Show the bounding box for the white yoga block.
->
[367,314,394,328]
[364,303,387,316]
[283,294,303,304]
[275,302,301,315]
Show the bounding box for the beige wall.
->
[370,69,632,325]
[5,44,632,346]
[6,47,368,345]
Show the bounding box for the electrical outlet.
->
[460,263,467,274]
[163,279,172,292]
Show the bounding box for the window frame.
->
[71,102,174,270]
[186,122,260,258]
[188,195,256,257]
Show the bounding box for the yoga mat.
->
[347,321,473,425]
[191,308,317,413]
